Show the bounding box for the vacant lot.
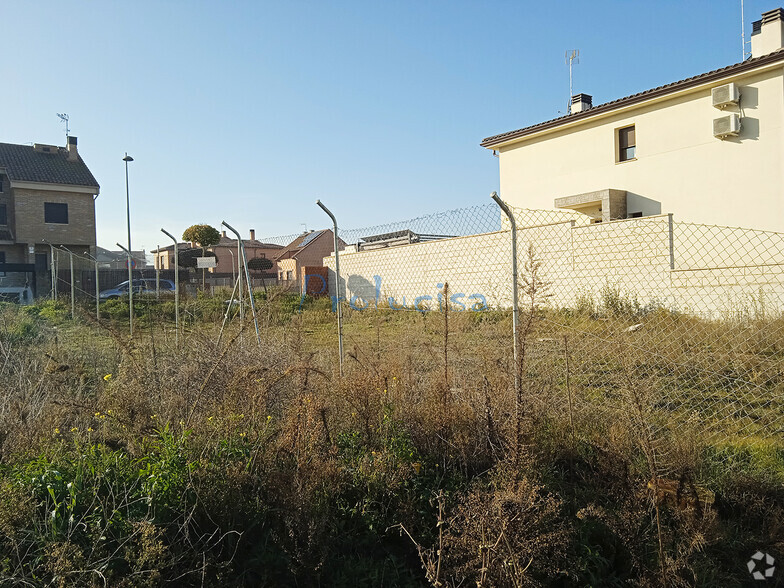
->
[0,292,782,587]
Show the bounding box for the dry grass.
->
[0,294,781,586]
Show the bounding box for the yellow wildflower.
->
[103,374,112,381]
[87,427,94,432]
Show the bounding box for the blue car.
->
[99,279,175,300]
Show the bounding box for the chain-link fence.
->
[252,198,784,475]
[34,198,784,472]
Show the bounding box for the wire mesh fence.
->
[253,199,784,475]
[32,198,784,473]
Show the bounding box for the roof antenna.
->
[741,0,751,60]
[301,222,308,233]
[565,50,579,113]
[56,113,70,139]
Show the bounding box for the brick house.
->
[208,229,283,279]
[0,137,99,293]
[152,229,282,280]
[276,229,345,285]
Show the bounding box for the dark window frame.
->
[44,202,69,224]
[0,203,6,225]
[0,251,5,277]
[617,125,636,162]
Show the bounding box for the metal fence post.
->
[491,192,520,398]
[161,229,180,347]
[46,242,56,300]
[316,199,344,377]
[68,250,75,319]
[222,221,261,347]
[668,213,675,270]
[116,243,134,337]
[94,257,100,320]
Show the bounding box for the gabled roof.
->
[481,48,784,149]
[0,142,99,188]
[212,236,284,249]
[275,230,328,260]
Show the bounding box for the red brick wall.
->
[300,266,328,297]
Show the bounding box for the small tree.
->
[247,257,273,293]
[182,224,221,290]
[182,225,221,250]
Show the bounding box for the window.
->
[286,270,293,281]
[617,125,636,162]
[0,204,6,225]
[0,175,4,192]
[44,202,68,224]
[0,251,5,277]
[628,211,643,219]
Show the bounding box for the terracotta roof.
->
[214,236,283,249]
[480,48,784,149]
[0,142,99,188]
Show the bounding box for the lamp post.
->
[123,154,134,336]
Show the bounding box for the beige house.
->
[0,137,99,292]
[276,229,344,284]
[481,7,784,233]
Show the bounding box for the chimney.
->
[221,230,227,238]
[570,93,592,113]
[66,136,78,161]
[249,229,256,240]
[751,8,784,58]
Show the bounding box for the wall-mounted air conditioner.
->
[713,113,741,138]
[711,82,740,109]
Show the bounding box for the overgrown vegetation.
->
[0,288,781,586]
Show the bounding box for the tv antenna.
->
[56,113,70,138]
[741,0,751,60]
[565,50,579,113]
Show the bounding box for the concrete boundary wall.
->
[321,210,784,318]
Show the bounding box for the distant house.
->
[276,229,345,284]
[208,229,283,278]
[0,137,99,290]
[96,246,149,270]
[152,229,283,280]
[152,242,191,270]
[481,7,784,232]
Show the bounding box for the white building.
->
[481,8,784,233]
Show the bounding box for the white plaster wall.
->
[496,66,784,233]
[321,214,784,318]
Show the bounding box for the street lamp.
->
[123,153,134,336]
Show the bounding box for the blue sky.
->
[3,1,773,251]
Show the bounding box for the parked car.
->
[0,286,34,305]
[99,279,175,300]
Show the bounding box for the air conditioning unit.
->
[713,114,741,138]
[711,82,740,108]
